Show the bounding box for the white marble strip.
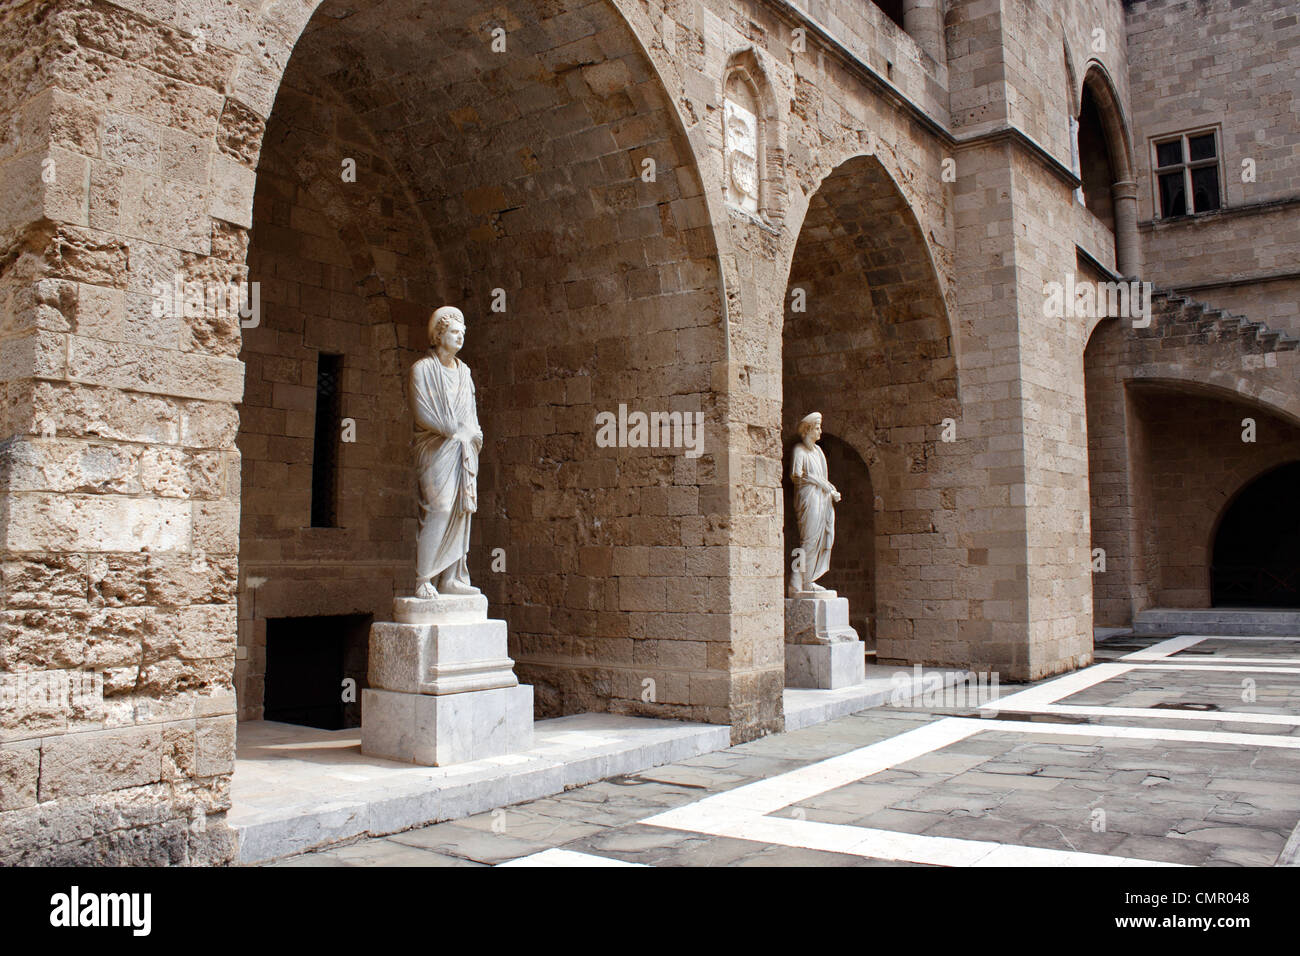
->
[646,718,983,823]
[1121,635,1205,661]
[1142,662,1300,675]
[1176,635,1300,641]
[1123,633,1300,667]
[496,848,648,867]
[978,662,1132,712]
[1158,656,1300,666]
[945,716,1300,748]
[994,703,1300,727]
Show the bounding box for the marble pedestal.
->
[784,592,866,689]
[361,594,533,766]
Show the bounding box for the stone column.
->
[904,0,948,65]
[1113,180,1141,278]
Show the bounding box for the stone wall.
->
[1127,0,1300,334]
[0,0,246,864]
[2,0,1251,864]
[1132,386,1300,608]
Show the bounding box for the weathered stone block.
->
[39,725,163,800]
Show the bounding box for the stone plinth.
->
[362,596,532,766]
[784,594,865,690]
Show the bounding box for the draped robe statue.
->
[790,412,841,595]
[411,306,483,598]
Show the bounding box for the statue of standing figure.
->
[790,411,841,596]
[411,306,483,598]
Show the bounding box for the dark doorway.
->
[1211,462,1300,608]
[264,614,372,729]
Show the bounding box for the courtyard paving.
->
[267,634,1300,867]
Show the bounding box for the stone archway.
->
[234,0,741,736]
[1084,309,1300,622]
[780,153,958,666]
[1077,63,1139,276]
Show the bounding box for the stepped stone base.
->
[361,595,533,766]
[784,594,866,689]
[1133,607,1300,637]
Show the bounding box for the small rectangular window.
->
[310,353,342,528]
[1152,129,1222,217]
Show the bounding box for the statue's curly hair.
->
[428,306,465,347]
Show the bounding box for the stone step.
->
[1147,287,1296,358]
[1132,607,1300,636]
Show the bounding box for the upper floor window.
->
[1152,129,1222,218]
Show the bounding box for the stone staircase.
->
[1142,290,1300,356]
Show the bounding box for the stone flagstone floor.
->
[267,633,1300,867]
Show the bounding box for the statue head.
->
[428,306,466,355]
[797,412,823,443]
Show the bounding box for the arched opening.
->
[237,0,726,729]
[1212,462,1300,608]
[1084,320,1300,623]
[1077,64,1138,276]
[1078,83,1116,233]
[781,154,957,663]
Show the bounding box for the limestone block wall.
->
[1140,206,1300,335]
[0,0,1176,863]
[1005,0,1129,165]
[1127,0,1300,214]
[1133,387,1300,608]
[1,0,247,864]
[787,0,949,112]
[1011,155,1095,676]
[1127,0,1300,331]
[1085,316,1158,626]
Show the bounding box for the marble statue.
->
[411,306,482,598]
[364,305,534,767]
[790,411,840,595]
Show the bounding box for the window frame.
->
[1150,126,1224,219]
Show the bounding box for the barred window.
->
[310,353,342,528]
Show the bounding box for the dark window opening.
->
[873,0,906,31]
[264,614,372,729]
[311,353,342,528]
[1154,130,1221,218]
[1077,85,1117,231]
[1158,172,1187,217]
[1191,165,1220,212]
[1212,462,1300,608]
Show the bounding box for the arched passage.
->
[1212,462,1300,608]
[781,154,958,662]
[1084,309,1300,622]
[236,0,730,729]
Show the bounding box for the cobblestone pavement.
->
[269,634,1300,867]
